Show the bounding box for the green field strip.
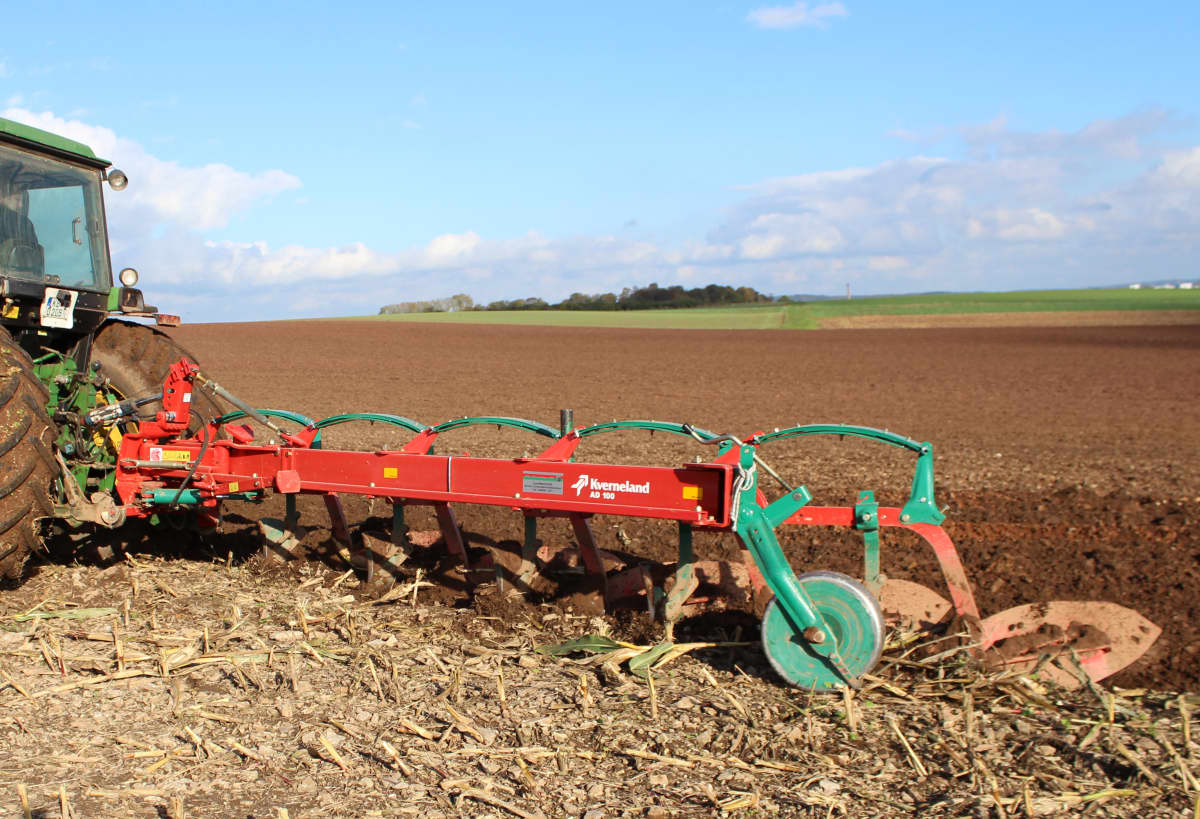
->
[781,288,1200,329]
[332,289,1198,330]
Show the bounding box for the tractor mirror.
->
[118,287,145,312]
[107,169,128,191]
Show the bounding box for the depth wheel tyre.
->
[91,320,223,432]
[0,327,58,579]
[760,570,884,691]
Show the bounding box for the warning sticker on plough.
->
[148,448,191,463]
[522,472,564,495]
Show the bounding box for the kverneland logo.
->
[571,473,651,497]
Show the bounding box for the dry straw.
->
[1,554,1196,815]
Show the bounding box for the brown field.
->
[2,320,1197,817]
[166,321,1198,689]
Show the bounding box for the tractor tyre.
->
[0,327,58,579]
[90,320,224,432]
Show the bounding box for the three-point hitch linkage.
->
[105,359,1160,691]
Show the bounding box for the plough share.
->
[105,359,1159,691]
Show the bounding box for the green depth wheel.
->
[760,570,884,690]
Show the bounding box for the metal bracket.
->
[853,490,882,595]
[661,522,698,639]
[53,451,126,528]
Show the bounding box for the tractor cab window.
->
[0,143,112,291]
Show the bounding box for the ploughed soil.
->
[168,321,1199,692]
[1,321,1197,817]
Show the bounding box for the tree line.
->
[378,294,476,314]
[379,283,779,315]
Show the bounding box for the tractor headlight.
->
[119,267,139,287]
[107,169,128,191]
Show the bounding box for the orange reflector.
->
[682,485,702,500]
[383,467,398,479]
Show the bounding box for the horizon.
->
[180,284,1198,327]
[3,1,1197,323]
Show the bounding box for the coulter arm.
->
[752,425,983,628]
[108,361,1159,691]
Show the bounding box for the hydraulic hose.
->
[682,423,795,493]
[193,373,290,438]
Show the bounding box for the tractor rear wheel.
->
[0,327,58,579]
[90,320,223,431]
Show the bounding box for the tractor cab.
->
[0,139,110,289]
[0,117,162,360]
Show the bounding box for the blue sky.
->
[3,1,1198,321]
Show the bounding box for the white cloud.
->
[959,109,1176,161]
[425,231,481,262]
[1,108,300,230]
[199,240,391,284]
[966,208,1068,241]
[738,213,844,257]
[700,109,1199,292]
[1148,146,1200,188]
[747,2,848,29]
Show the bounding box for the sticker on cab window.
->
[40,288,76,329]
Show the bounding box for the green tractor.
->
[0,116,220,578]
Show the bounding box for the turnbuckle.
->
[193,372,303,444]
